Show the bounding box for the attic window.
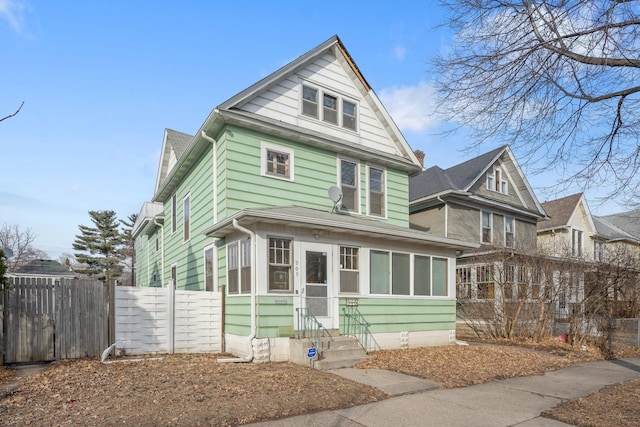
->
[487,167,508,195]
[301,84,358,131]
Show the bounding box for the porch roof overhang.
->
[203,206,478,251]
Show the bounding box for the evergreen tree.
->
[73,210,124,283]
[0,248,8,289]
[119,213,138,286]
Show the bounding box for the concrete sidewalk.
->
[247,356,640,427]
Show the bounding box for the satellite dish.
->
[328,186,343,213]
[328,186,342,203]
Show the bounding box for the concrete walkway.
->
[248,356,640,427]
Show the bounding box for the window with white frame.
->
[572,229,583,257]
[339,159,358,212]
[268,237,292,292]
[368,166,385,217]
[204,246,214,291]
[183,193,190,242]
[261,142,294,181]
[594,240,606,261]
[370,251,448,297]
[171,193,177,233]
[339,246,359,293]
[227,240,252,294]
[486,166,508,194]
[477,264,494,299]
[505,216,515,248]
[301,84,358,131]
[481,211,492,244]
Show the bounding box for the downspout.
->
[218,219,256,363]
[154,217,164,286]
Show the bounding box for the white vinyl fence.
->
[115,285,222,355]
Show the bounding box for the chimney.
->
[414,149,425,167]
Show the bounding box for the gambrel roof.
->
[410,145,546,219]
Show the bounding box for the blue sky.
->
[0,1,622,259]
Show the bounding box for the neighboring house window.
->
[342,100,357,131]
[302,85,318,118]
[339,246,359,293]
[502,264,515,299]
[456,266,472,299]
[481,211,492,244]
[204,246,214,291]
[171,194,177,233]
[339,159,358,212]
[300,83,358,130]
[227,242,239,294]
[368,166,385,217]
[268,237,292,292]
[594,240,606,261]
[504,216,515,248]
[323,93,338,124]
[477,264,494,299]
[183,193,190,242]
[261,142,294,181]
[572,229,583,257]
[486,167,508,194]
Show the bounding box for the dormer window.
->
[301,84,358,131]
[487,167,508,194]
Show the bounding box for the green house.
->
[132,35,475,362]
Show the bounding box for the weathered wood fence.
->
[1,277,114,364]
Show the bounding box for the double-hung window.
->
[323,93,338,124]
[183,193,190,242]
[368,166,385,217]
[339,246,359,293]
[481,211,492,244]
[302,86,318,118]
[572,229,583,257]
[227,240,251,294]
[268,237,292,292]
[504,216,515,248]
[342,100,357,130]
[340,159,358,212]
[204,246,214,291]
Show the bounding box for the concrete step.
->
[314,336,369,370]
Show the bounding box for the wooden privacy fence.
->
[1,277,114,364]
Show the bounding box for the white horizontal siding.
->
[115,287,222,355]
[240,52,400,157]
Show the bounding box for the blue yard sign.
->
[307,347,317,359]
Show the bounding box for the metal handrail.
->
[295,308,332,355]
[342,306,381,353]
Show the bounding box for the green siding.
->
[225,296,251,335]
[339,298,456,333]
[257,296,294,338]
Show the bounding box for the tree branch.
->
[0,101,24,123]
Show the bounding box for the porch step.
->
[314,336,370,370]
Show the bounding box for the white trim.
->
[203,243,216,292]
[260,141,295,182]
[481,210,493,244]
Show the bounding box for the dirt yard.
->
[1,340,638,426]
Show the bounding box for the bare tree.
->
[0,101,24,123]
[0,223,47,271]
[434,1,640,203]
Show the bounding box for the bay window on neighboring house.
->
[572,229,583,257]
[504,216,515,248]
[370,250,448,297]
[456,266,472,299]
[268,237,292,292]
[368,166,385,217]
[481,211,492,244]
[339,246,359,293]
[339,159,359,212]
[594,240,606,261]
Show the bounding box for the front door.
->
[300,242,335,329]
